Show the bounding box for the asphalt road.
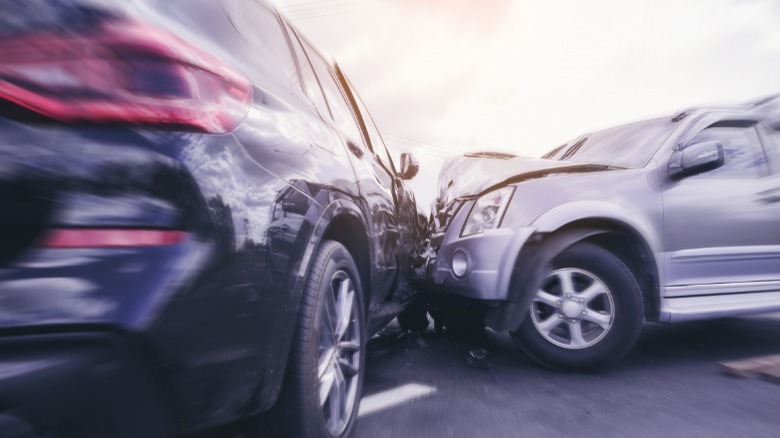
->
[355,314,780,438]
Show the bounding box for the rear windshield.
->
[545,117,676,168]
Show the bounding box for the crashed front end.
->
[425,186,540,332]
[423,153,613,331]
[430,186,536,302]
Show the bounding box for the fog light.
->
[452,250,469,278]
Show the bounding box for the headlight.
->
[461,186,514,237]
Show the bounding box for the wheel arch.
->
[259,198,372,414]
[299,197,373,312]
[487,213,662,332]
[556,219,661,321]
[320,213,371,313]
[532,201,663,320]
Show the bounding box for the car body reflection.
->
[0,1,423,437]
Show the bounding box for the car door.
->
[660,117,780,297]
[335,66,423,319]
[286,29,400,312]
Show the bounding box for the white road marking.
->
[358,383,437,417]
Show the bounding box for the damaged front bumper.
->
[427,200,537,302]
[431,228,536,301]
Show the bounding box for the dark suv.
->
[0,1,421,437]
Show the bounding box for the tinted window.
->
[346,80,396,173]
[686,125,768,179]
[285,25,331,119]
[300,41,363,145]
[225,0,301,92]
[549,118,675,168]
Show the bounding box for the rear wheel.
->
[277,240,365,437]
[511,242,644,370]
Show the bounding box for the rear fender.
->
[260,196,369,408]
[297,198,368,283]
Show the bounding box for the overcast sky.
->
[274,0,780,211]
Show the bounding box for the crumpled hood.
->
[434,154,608,211]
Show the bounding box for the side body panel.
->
[658,115,780,294]
[0,0,379,433]
[655,113,780,321]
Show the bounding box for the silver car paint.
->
[431,107,780,324]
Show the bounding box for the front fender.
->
[533,200,664,292]
[532,200,661,253]
[485,227,605,332]
[487,202,663,332]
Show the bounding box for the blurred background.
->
[275,0,780,212]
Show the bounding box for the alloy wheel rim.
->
[530,267,615,350]
[317,270,361,436]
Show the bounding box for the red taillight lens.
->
[0,20,252,133]
[38,229,187,248]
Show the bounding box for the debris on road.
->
[720,354,780,384]
[465,348,489,369]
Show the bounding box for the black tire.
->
[511,242,644,371]
[277,240,366,437]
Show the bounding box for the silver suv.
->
[427,99,780,370]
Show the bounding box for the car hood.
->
[436,154,613,209]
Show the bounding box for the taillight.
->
[38,228,187,248]
[0,19,252,133]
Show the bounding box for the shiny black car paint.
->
[0,0,420,435]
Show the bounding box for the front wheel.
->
[511,242,644,371]
[277,240,365,437]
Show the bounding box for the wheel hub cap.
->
[561,300,582,319]
[529,267,616,350]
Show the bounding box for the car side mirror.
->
[667,140,724,179]
[399,152,419,180]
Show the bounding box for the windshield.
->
[545,117,676,168]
